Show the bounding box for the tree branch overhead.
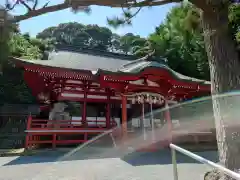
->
[11,2,69,22]
[6,0,180,23]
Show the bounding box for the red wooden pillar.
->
[164,100,172,144]
[106,94,111,128]
[82,82,87,127]
[121,95,128,141]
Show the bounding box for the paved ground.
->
[0,146,218,180]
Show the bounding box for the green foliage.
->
[236,32,240,43]
[7,30,55,60]
[110,2,239,80]
[118,33,147,55]
[107,17,126,29]
[8,33,42,59]
[105,3,211,79]
[0,67,36,104]
[107,8,140,28]
[36,22,147,54]
[149,4,209,80]
[37,22,113,51]
[229,4,240,45]
[0,28,44,104]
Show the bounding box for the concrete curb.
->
[0,148,40,157]
[0,148,25,157]
[0,148,75,157]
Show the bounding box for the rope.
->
[150,103,155,142]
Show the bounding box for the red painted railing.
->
[25,115,117,149]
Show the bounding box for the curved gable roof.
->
[10,47,210,85]
[119,58,210,85]
[13,49,132,73]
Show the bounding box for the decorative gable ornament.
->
[131,93,165,105]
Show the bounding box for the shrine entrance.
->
[118,93,174,151]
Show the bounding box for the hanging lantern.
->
[149,96,153,104]
[137,95,141,104]
[140,95,144,104]
[161,97,165,105]
[155,97,160,104]
[131,97,136,104]
[153,96,157,104]
[158,97,161,104]
[157,97,162,105]
[146,94,150,103]
[160,97,165,105]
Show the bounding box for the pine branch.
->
[5,1,18,11]
[11,2,70,23]
[11,0,180,23]
[33,0,39,10]
[117,0,180,8]
[20,1,32,11]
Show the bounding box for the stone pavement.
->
[0,147,218,180]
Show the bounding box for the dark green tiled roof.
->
[119,58,210,85]
[12,46,210,85]
[13,49,133,73]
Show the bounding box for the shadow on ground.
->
[123,149,218,166]
[3,146,120,166]
[3,145,218,167]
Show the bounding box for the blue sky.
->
[7,0,176,38]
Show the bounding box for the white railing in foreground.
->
[169,143,240,180]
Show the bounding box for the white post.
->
[170,143,240,180]
[171,147,179,180]
[110,133,117,148]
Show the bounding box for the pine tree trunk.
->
[0,12,10,74]
[201,2,240,180]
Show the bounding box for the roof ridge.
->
[54,45,137,61]
[121,52,154,69]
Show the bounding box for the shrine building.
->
[10,46,211,149]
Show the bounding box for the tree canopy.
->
[36,23,149,55]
